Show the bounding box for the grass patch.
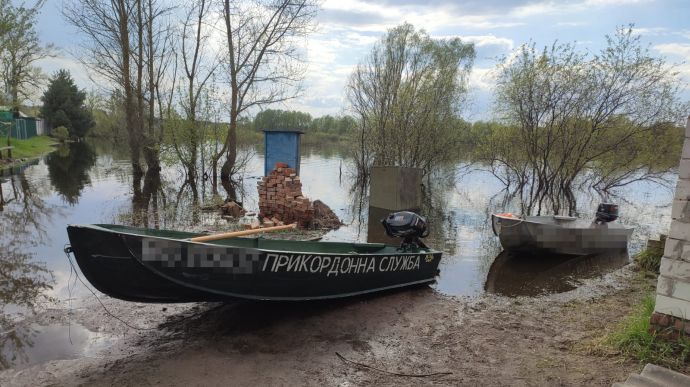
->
[603,293,690,371]
[2,135,57,160]
[634,245,663,273]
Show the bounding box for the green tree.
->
[310,115,357,134]
[0,0,54,112]
[347,23,475,177]
[254,109,312,132]
[484,26,687,215]
[40,70,94,138]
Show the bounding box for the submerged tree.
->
[171,0,219,183]
[479,26,687,215]
[218,0,318,187]
[347,23,475,178]
[64,0,173,175]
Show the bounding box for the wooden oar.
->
[190,223,297,243]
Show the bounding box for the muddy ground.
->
[1,264,658,386]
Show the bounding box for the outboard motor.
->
[595,203,619,224]
[381,211,430,251]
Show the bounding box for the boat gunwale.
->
[67,224,441,256]
[492,214,634,231]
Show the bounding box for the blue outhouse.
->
[263,128,303,176]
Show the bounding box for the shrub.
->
[52,126,70,142]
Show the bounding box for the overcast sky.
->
[35,0,690,121]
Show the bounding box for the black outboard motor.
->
[595,203,619,223]
[381,211,430,251]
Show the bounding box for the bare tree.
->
[64,0,172,175]
[170,0,219,182]
[218,0,318,187]
[141,0,174,171]
[64,0,141,173]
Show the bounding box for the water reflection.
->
[130,168,163,228]
[46,142,97,205]
[0,170,56,369]
[0,246,55,369]
[484,250,629,297]
[0,323,111,370]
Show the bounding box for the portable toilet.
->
[263,128,303,176]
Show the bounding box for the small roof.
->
[261,127,305,134]
[0,106,32,117]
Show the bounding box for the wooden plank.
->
[190,223,297,243]
[0,146,14,151]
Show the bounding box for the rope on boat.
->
[491,215,525,236]
[64,245,159,331]
[335,352,453,378]
[63,245,225,331]
[500,219,525,228]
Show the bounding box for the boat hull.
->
[492,215,633,256]
[67,225,442,302]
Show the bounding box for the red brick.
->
[674,318,687,332]
[659,313,671,326]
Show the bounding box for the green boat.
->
[66,214,442,302]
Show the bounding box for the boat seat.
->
[553,215,577,221]
[351,243,387,254]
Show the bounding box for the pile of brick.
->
[257,164,313,227]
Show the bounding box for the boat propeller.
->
[381,211,430,251]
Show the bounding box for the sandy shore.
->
[1,264,659,386]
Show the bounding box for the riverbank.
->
[0,264,662,386]
[0,136,57,169]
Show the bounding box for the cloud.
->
[653,43,690,82]
[654,43,690,58]
[512,0,649,18]
[468,67,497,92]
[320,0,525,32]
[631,27,669,36]
[318,8,391,28]
[460,35,514,49]
[556,21,587,27]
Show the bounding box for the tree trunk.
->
[118,1,142,176]
[144,0,160,173]
[220,116,237,184]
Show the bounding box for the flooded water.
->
[0,322,112,369]
[0,140,676,369]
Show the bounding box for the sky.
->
[35,0,690,121]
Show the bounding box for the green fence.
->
[0,118,38,139]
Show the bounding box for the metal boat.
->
[65,212,442,302]
[491,204,633,256]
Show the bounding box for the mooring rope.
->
[63,245,225,331]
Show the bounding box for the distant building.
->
[0,106,44,139]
